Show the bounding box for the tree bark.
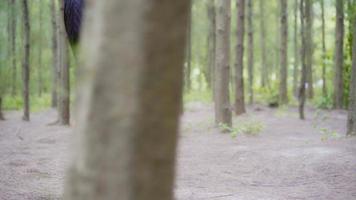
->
[247,0,254,104]
[279,0,288,104]
[58,0,70,125]
[38,1,44,97]
[333,0,345,109]
[235,0,246,115]
[22,0,30,121]
[293,0,299,97]
[206,0,216,91]
[0,97,4,120]
[299,0,307,120]
[259,0,268,88]
[63,0,190,199]
[321,0,327,97]
[214,0,232,128]
[305,0,314,99]
[347,18,356,136]
[10,0,17,97]
[51,0,59,107]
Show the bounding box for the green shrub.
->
[313,94,333,109]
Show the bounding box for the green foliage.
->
[255,85,279,105]
[320,128,342,141]
[220,120,264,138]
[4,94,51,112]
[184,90,212,104]
[313,94,333,109]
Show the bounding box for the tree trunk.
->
[22,0,30,121]
[299,0,307,120]
[63,1,190,199]
[235,0,246,115]
[333,0,345,109]
[214,0,232,128]
[305,0,314,99]
[206,0,216,91]
[58,0,70,125]
[321,0,327,97]
[11,0,17,97]
[347,17,356,136]
[38,1,43,97]
[259,0,268,88]
[279,0,288,104]
[293,0,299,97]
[51,0,59,108]
[247,0,254,104]
[0,97,4,120]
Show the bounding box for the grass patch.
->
[184,90,212,104]
[320,128,342,141]
[4,94,52,112]
[220,120,264,138]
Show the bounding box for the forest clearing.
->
[0,0,356,199]
[0,103,356,200]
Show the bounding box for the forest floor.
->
[0,103,356,200]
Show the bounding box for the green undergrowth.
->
[3,94,52,112]
[184,90,212,104]
[219,119,264,138]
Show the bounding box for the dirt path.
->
[0,104,355,200]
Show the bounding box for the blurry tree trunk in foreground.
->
[63,0,190,199]
[259,0,268,88]
[321,0,327,97]
[279,0,288,104]
[207,0,216,93]
[347,19,356,136]
[22,0,30,121]
[10,0,17,97]
[293,0,299,97]
[247,0,254,104]
[58,0,70,125]
[333,0,345,109]
[214,0,232,129]
[51,0,59,108]
[299,0,307,120]
[235,0,246,115]
[305,0,314,99]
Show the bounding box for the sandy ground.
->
[0,103,356,200]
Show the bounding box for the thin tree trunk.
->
[22,0,30,121]
[0,97,4,120]
[293,0,299,97]
[214,0,232,128]
[347,17,356,136]
[51,0,59,107]
[38,1,43,97]
[275,2,280,81]
[235,0,246,115]
[207,0,216,93]
[247,0,254,104]
[259,0,268,88]
[299,0,307,120]
[63,0,190,199]
[305,0,314,99]
[279,0,288,104]
[11,0,17,97]
[333,0,345,109]
[58,0,70,125]
[321,0,327,97]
